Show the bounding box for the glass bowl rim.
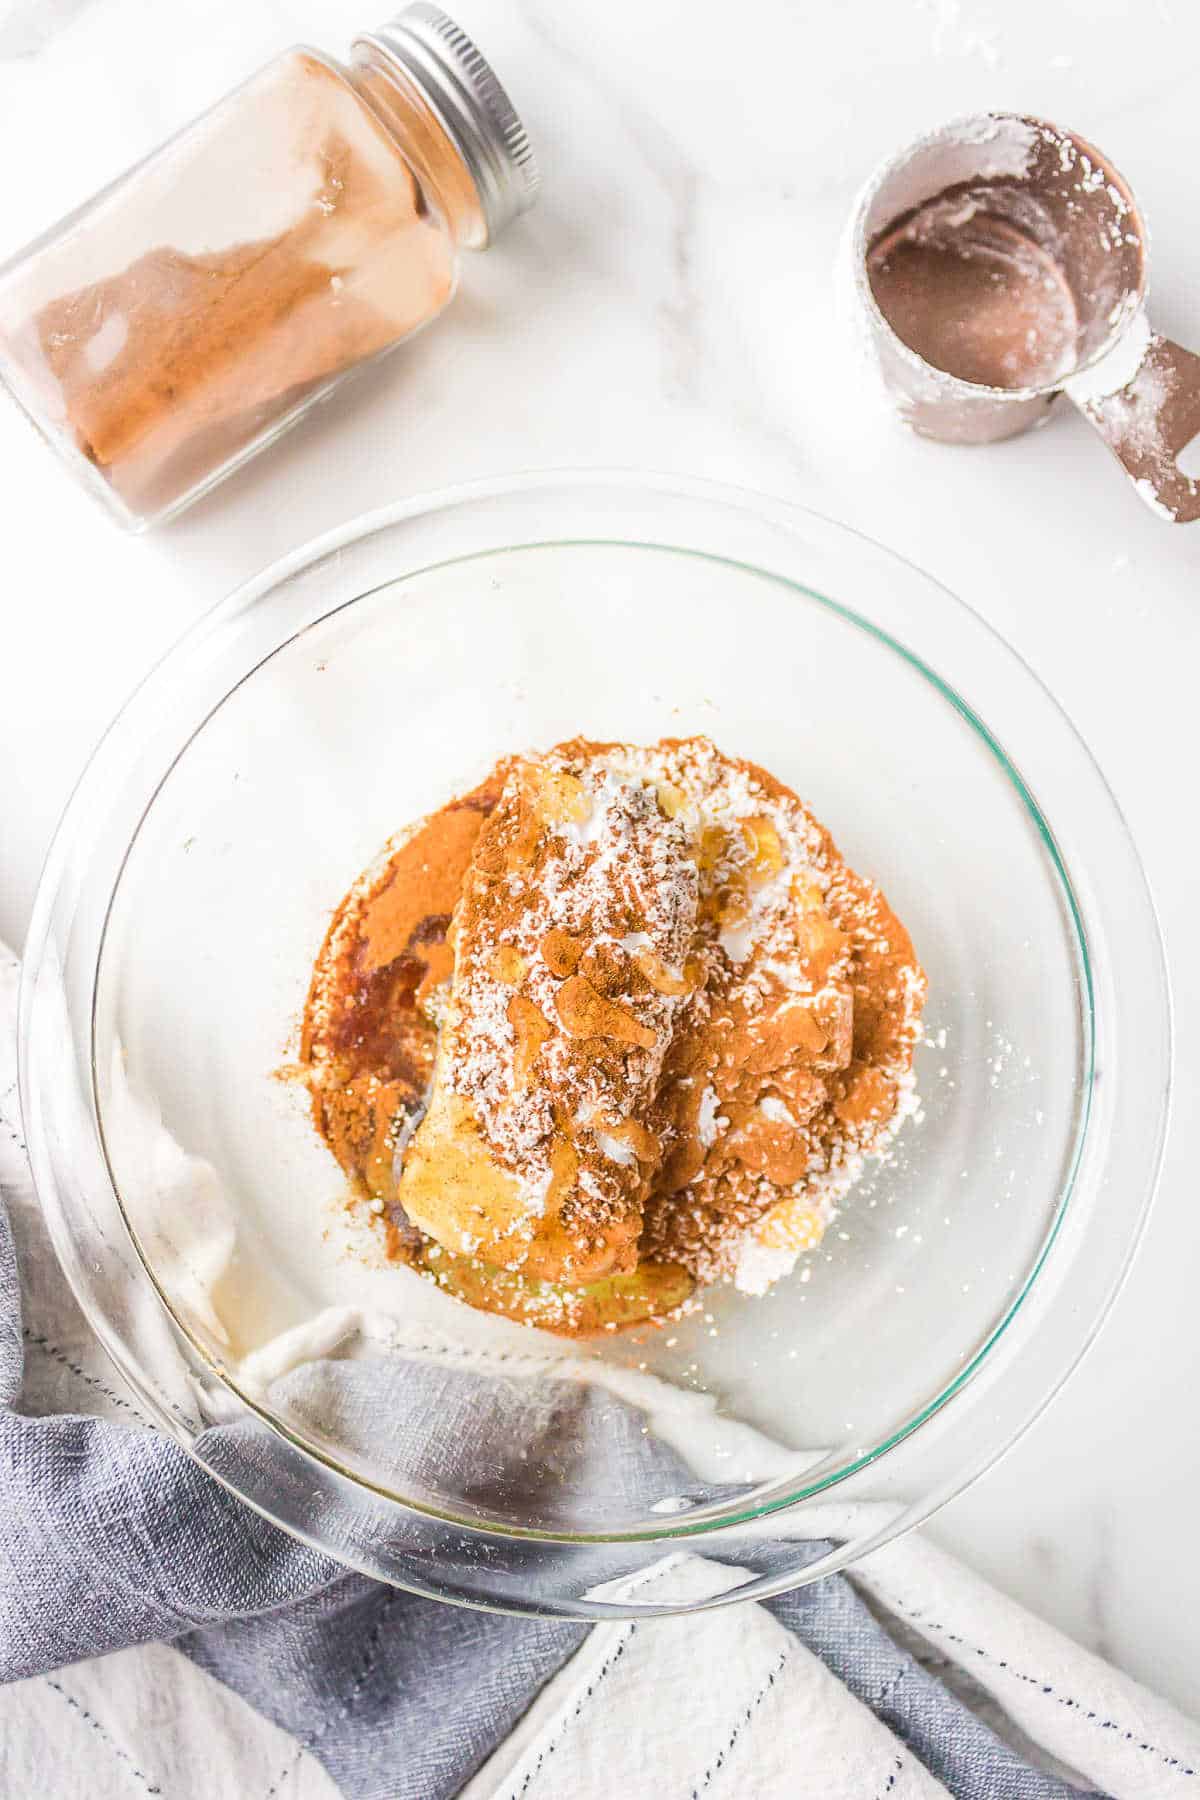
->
[18,470,1172,1578]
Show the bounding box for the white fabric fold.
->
[854,1535,1200,1800]
[464,1555,953,1800]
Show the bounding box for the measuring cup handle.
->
[1066,326,1200,523]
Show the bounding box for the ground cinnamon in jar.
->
[0,8,538,526]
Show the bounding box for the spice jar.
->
[0,4,538,529]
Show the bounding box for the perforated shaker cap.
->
[356,4,540,245]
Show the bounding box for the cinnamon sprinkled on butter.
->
[300,737,927,1334]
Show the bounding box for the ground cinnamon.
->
[0,12,538,525]
[300,739,927,1335]
[0,56,456,518]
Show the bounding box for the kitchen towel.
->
[2,940,1197,1800]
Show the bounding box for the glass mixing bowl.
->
[19,473,1170,1618]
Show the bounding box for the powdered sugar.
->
[350,736,927,1319]
[733,1238,799,1298]
[444,754,698,1214]
[759,1095,796,1125]
[696,1085,722,1148]
[631,739,926,1294]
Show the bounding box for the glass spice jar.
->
[0,4,538,529]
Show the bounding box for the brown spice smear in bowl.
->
[301,738,926,1336]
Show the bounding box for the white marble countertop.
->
[1,0,1197,1723]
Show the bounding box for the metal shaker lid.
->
[357,4,540,245]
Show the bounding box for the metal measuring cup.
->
[844,113,1200,522]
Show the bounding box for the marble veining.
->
[522,0,706,402]
[0,0,97,61]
